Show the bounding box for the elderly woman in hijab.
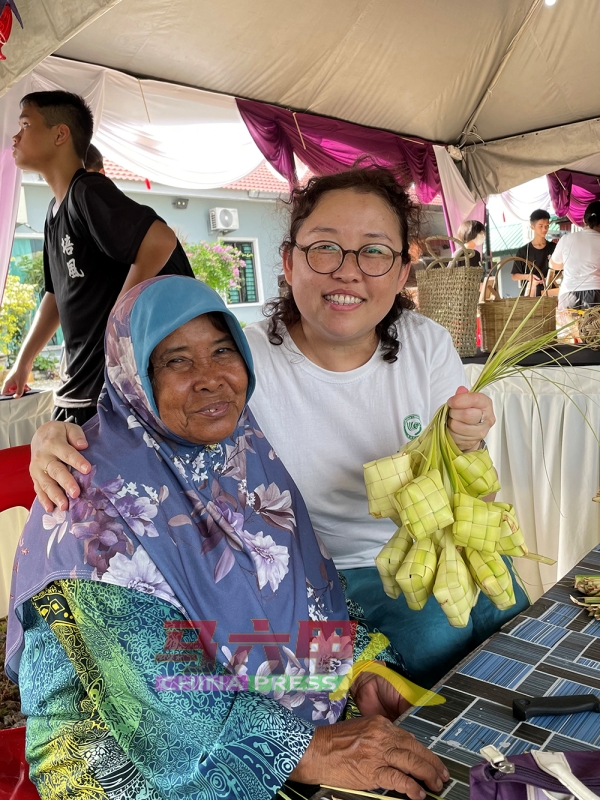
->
[7,276,447,800]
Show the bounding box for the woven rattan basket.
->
[575,306,600,349]
[416,237,483,357]
[479,257,557,353]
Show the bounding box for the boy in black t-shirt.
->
[511,209,556,297]
[2,91,194,424]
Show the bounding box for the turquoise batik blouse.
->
[19,579,405,800]
[20,580,315,800]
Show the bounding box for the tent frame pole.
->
[458,0,544,147]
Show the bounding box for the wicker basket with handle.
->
[416,236,483,357]
[478,257,557,354]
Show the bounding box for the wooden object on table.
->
[478,257,558,353]
[416,236,483,358]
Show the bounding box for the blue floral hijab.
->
[7,276,350,724]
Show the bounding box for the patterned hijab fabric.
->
[7,276,350,724]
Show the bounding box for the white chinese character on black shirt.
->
[61,234,74,256]
[66,258,84,279]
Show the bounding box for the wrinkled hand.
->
[446,386,495,452]
[30,421,90,512]
[290,716,449,800]
[351,669,410,721]
[1,362,31,398]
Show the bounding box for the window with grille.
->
[227,240,259,304]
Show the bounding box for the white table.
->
[0,390,53,449]
[464,363,600,601]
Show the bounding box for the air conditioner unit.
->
[209,207,239,232]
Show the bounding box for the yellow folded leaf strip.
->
[495,502,528,556]
[452,493,502,553]
[396,536,438,610]
[433,532,476,627]
[364,301,578,625]
[452,449,501,498]
[364,452,412,520]
[392,469,454,540]
[374,526,413,599]
[464,548,516,610]
[495,502,555,564]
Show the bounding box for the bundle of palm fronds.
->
[366,302,600,627]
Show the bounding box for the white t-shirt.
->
[552,229,600,293]
[245,312,466,570]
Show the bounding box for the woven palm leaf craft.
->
[364,302,600,626]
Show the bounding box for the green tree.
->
[0,275,37,363]
[185,240,244,298]
[17,251,44,300]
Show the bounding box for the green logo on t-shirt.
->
[403,414,422,440]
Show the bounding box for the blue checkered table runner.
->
[305,544,600,800]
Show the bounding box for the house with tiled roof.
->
[13,158,445,326]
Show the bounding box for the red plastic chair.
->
[0,446,35,514]
[0,727,39,800]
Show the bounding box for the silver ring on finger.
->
[479,413,485,425]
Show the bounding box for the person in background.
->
[84,142,105,174]
[454,219,485,267]
[510,209,556,297]
[551,201,600,310]
[1,90,194,425]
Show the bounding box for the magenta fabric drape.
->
[236,98,441,204]
[547,169,600,226]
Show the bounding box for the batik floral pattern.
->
[8,277,352,736]
[166,416,296,591]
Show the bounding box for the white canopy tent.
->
[2,0,600,197]
[1,0,600,596]
[3,0,600,285]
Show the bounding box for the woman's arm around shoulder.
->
[30,421,91,512]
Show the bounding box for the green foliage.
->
[0,275,37,361]
[186,240,245,297]
[33,353,58,373]
[17,251,44,299]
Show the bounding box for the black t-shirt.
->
[511,240,556,297]
[44,169,194,408]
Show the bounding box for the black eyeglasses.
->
[295,241,406,277]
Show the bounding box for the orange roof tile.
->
[224,161,289,192]
[103,160,147,182]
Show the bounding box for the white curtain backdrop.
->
[488,176,554,226]
[0,56,265,295]
[433,145,485,241]
[28,57,265,189]
[465,363,600,601]
[0,75,32,298]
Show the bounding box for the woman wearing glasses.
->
[29,164,528,688]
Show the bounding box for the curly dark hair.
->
[263,161,420,363]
